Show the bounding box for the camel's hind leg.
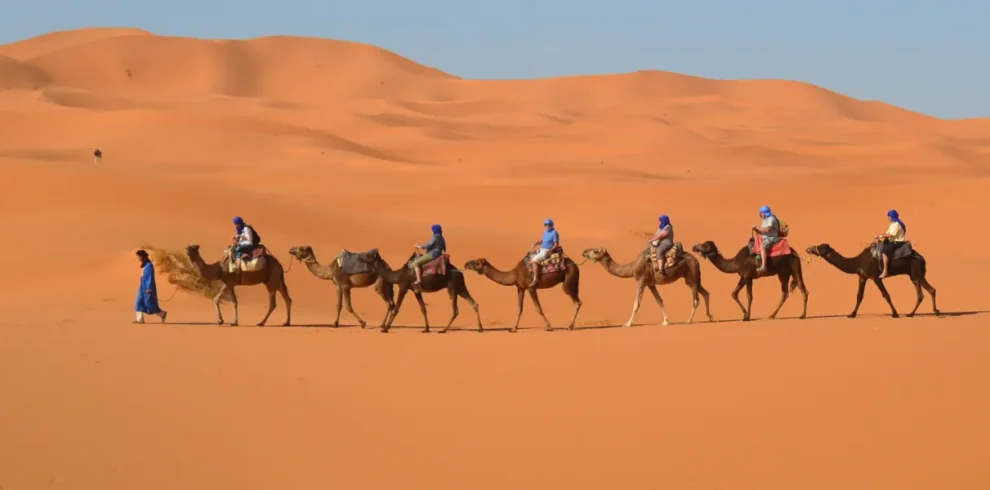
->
[744,280,754,321]
[279,282,292,326]
[563,274,582,330]
[922,279,939,316]
[907,279,925,317]
[376,281,395,330]
[698,283,714,323]
[257,286,278,327]
[647,284,669,325]
[768,272,792,319]
[458,277,483,332]
[849,276,868,318]
[342,289,366,328]
[793,262,809,319]
[332,287,344,328]
[527,288,553,331]
[383,286,409,332]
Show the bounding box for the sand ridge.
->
[1,27,989,490]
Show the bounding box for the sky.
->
[2,0,988,119]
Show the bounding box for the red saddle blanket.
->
[421,254,449,277]
[752,236,792,257]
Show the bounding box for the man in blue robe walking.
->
[134,249,167,323]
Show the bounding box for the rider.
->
[530,218,560,287]
[647,214,674,270]
[751,205,780,273]
[875,209,907,278]
[232,216,257,261]
[411,224,446,285]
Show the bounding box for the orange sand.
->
[1,28,989,489]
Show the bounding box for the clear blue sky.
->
[2,0,987,119]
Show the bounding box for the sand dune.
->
[1,28,989,490]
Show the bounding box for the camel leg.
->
[527,288,553,331]
[698,284,714,322]
[744,280,754,321]
[343,289,366,328]
[683,278,700,325]
[440,287,459,334]
[768,273,792,319]
[623,280,647,328]
[457,283,483,333]
[332,287,344,328]
[907,279,924,317]
[229,287,240,326]
[869,277,898,318]
[413,291,430,333]
[213,284,229,325]
[383,286,409,333]
[922,279,939,316]
[257,287,278,327]
[279,283,292,326]
[730,278,747,320]
[564,280,582,331]
[377,286,395,330]
[848,276,868,318]
[647,284,669,326]
[509,287,525,333]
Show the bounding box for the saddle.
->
[749,236,792,268]
[871,240,917,271]
[649,242,684,273]
[226,246,268,273]
[524,249,567,274]
[335,248,377,275]
[408,253,450,277]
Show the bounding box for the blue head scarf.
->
[544,218,554,228]
[658,215,670,228]
[759,205,771,218]
[887,210,906,232]
[233,216,245,234]
[431,224,442,235]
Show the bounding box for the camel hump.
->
[337,248,378,275]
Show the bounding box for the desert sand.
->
[1,28,989,489]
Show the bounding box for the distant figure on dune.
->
[134,249,167,324]
[93,148,102,164]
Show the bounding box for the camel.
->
[287,246,395,329]
[356,250,481,334]
[805,243,938,318]
[463,249,582,332]
[691,239,808,321]
[185,244,291,326]
[582,244,713,327]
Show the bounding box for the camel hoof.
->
[903,313,911,318]
[847,313,857,318]
[282,322,290,327]
[509,328,518,333]
[742,317,750,322]
[799,315,806,319]
[230,322,239,327]
[545,326,554,332]
[331,323,339,328]
[217,320,224,326]
[438,329,448,334]
[421,329,430,334]
[622,322,632,328]
[662,321,670,326]
[568,325,575,330]
[478,328,484,333]
[379,327,389,333]
[359,322,367,329]
[256,323,265,327]
[934,310,941,317]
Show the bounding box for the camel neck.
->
[599,254,637,278]
[304,257,335,280]
[822,248,863,274]
[709,251,741,274]
[482,263,519,286]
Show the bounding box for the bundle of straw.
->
[140,244,228,302]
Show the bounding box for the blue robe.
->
[135,261,162,314]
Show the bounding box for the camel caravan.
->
[162,208,939,332]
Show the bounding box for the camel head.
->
[462,258,489,274]
[185,244,202,260]
[581,247,609,263]
[691,241,718,260]
[288,245,315,262]
[805,243,833,258]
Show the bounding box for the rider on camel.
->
[529,219,560,287]
[875,209,907,278]
[411,224,446,285]
[647,214,674,271]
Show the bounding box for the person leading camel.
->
[647,214,674,271]
[875,209,907,279]
[751,205,780,273]
[134,249,167,324]
[411,224,446,285]
[530,218,560,287]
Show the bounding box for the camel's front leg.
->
[257,287,277,327]
[440,287,459,334]
[213,284,228,325]
[512,287,525,332]
[279,283,292,326]
[332,287,344,328]
[907,279,924,317]
[647,284,669,326]
[343,289,367,328]
[730,278,747,320]
[413,291,430,333]
[868,277,897,317]
[743,280,754,321]
[921,279,939,316]
[383,286,409,332]
[527,288,553,331]
[849,276,868,318]
[229,287,240,326]
[623,281,646,328]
